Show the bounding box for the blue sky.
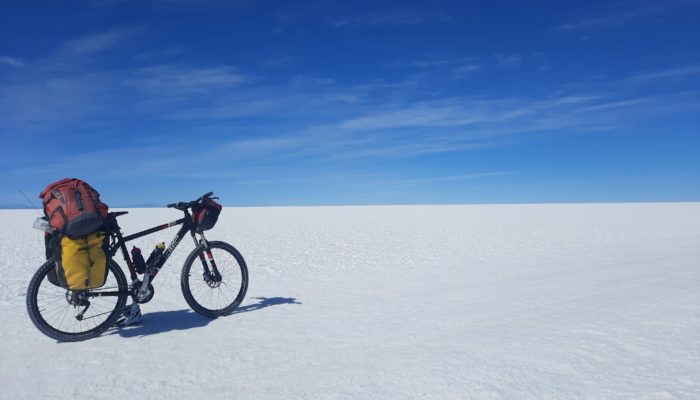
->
[1,0,699,206]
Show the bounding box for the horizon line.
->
[2,200,699,211]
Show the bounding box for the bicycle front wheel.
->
[26,260,129,342]
[180,241,248,318]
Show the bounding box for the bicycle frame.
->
[94,208,220,299]
[111,216,191,281]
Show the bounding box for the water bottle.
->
[131,247,147,274]
[146,242,166,276]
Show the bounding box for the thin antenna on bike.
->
[19,189,41,216]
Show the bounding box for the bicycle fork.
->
[193,233,222,285]
[134,232,221,300]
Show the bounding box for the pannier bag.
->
[40,178,109,237]
[44,231,61,287]
[192,198,222,231]
[49,232,110,290]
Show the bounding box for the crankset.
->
[131,280,155,304]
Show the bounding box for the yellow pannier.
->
[55,232,109,290]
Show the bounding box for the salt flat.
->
[1,203,699,399]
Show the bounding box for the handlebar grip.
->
[195,192,214,202]
[168,194,213,209]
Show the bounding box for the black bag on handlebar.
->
[192,198,222,231]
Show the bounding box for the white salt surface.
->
[1,203,699,399]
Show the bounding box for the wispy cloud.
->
[495,53,522,69]
[453,64,482,76]
[626,66,700,82]
[125,65,249,93]
[388,56,477,69]
[3,23,698,185]
[89,0,219,6]
[5,58,696,168]
[0,72,111,127]
[290,76,336,87]
[406,59,453,68]
[338,104,478,130]
[263,56,294,68]
[384,56,486,83]
[554,0,699,31]
[335,95,610,134]
[387,56,483,77]
[162,85,357,120]
[132,46,184,62]
[0,56,24,68]
[329,7,442,27]
[555,6,657,31]
[277,3,449,29]
[54,27,142,57]
[180,88,692,163]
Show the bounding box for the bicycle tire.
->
[26,259,129,342]
[180,241,248,318]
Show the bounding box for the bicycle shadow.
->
[233,296,301,314]
[112,309,209,338]
[113,296,301,338]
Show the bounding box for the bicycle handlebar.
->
[198,192,214,202]
[166,192,215,209]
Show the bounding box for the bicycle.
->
[26,192,249,342]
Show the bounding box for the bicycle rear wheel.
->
[26,259,129,342]
[180,241,248,318]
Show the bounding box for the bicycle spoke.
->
[80,309,114,321]
[183,244,247,315]
[29,259,128,340]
